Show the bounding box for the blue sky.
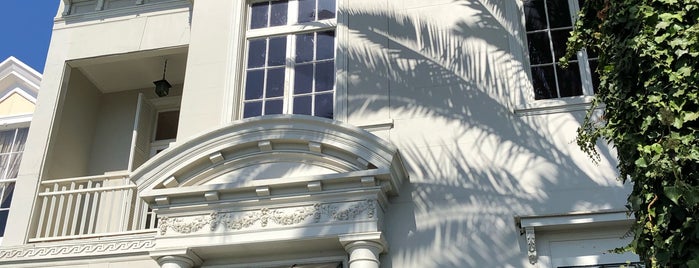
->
[0,1,60,73]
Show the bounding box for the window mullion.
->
[284,35,295,114]
[262,38,270,115]
[284,1,300,115]
[570,0,594,96]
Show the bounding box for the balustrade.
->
[31,172,155,241]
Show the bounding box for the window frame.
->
[239,0,342,120]
[148,96,181,157]
[0,124,30,238]
[512,0,598,116]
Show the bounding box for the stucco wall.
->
[0,93,35,116]
[45,69,100,179]
[341,1,629,267]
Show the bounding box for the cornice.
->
[133,115,408,197]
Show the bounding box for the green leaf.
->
[684,111,699,122]
[636,157,648,167]
[664,186,682,205]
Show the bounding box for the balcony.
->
[31,172,155,242]
[26,49,187,242]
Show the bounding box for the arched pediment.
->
[132,115,408,205]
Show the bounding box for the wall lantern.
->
[153,59,171,97]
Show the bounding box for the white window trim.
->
[225,0,347,122]
[516,210,636,267]
[149,96,181,155]
[508,0,598,116]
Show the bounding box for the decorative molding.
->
[159,200,376,235]
[0,238,155,261]
[524,227,537,265]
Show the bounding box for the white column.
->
[157,255,195,268]
[339,232,387,268]
[344,240,384,268]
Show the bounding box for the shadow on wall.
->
[341,0,626,267]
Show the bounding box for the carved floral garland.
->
[159,200,376,235]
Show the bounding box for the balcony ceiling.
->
[70,48,188,93]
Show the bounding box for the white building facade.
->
[0,1,641,267]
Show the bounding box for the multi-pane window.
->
[243,0,336,119]
[0,128,28,237]
[523,0,599,100]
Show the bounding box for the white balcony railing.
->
[31,172,155,241]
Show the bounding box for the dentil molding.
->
[159,200,376,235]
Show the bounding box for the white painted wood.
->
[53,185,67,236]
[71,184,85,235]
[34,188,49,238]
[44,184,59,237]
[78,181,92,235]
[128,93,156,171]
[62,182,76,236]
[87,182,101,234]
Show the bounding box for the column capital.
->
[151,248,203,268]
[339,232,388,253]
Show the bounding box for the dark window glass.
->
[524,0,547,31]
[14,128,27,152]
[551,29,571,60]
[0,210,7,237]
[314,93,333,118]
[298,0,316,23]
[250,2,269,29]
[532,65,557,99]
[0,183,14,209]
[155,110,179,141]
[244,101,263,118]
[557,62,583,97]
[266,68,286,98]
[318,0,335,20]
[248,39,267,68]
[245,70,265,100]
[6,153,20,179]
[317,31,335,60]
[268,36,287,66]
[589,60,600,91]
[315,61,335,92]
[294,64,314,94]
[265,99,284,115]
[0,155,8,180]
[527,32,553,64]
[546,0,572,28]
[296,33,315,63]
[293,96,312,115]
[269,0,288,27]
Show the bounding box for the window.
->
[0,127,28,237]
[243,0,337,119]
[523,0,598,100]
[129,94,180,171]
[150,109,180,156]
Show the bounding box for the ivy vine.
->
[563,0,699,267]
